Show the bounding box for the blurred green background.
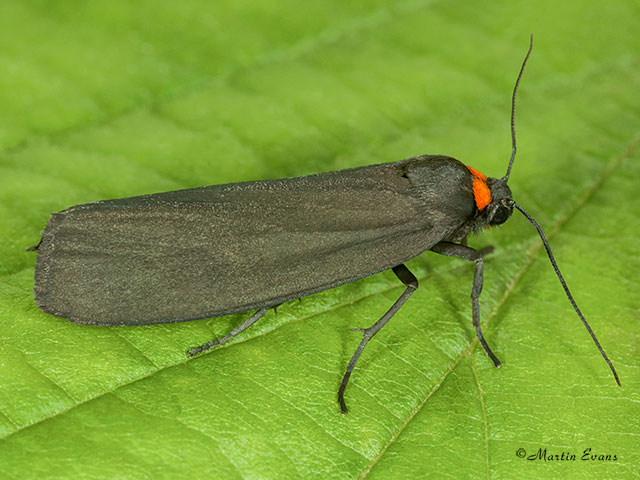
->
[1,1,639,479]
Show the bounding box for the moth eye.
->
[491,205,512,225]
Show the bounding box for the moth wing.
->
[34,156,475,325]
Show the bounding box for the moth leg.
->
[430,241,501,367]
[187,307,271,357]
[338,264,418,414]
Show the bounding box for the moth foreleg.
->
[430,241,501,367]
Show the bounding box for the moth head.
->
[486,177,513,226]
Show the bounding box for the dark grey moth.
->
[31,37,619,413]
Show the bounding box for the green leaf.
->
[1,1,639,478]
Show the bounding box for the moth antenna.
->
[512,201,621,386]
[504,35,534,182]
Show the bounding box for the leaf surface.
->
[1,1,639,478]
